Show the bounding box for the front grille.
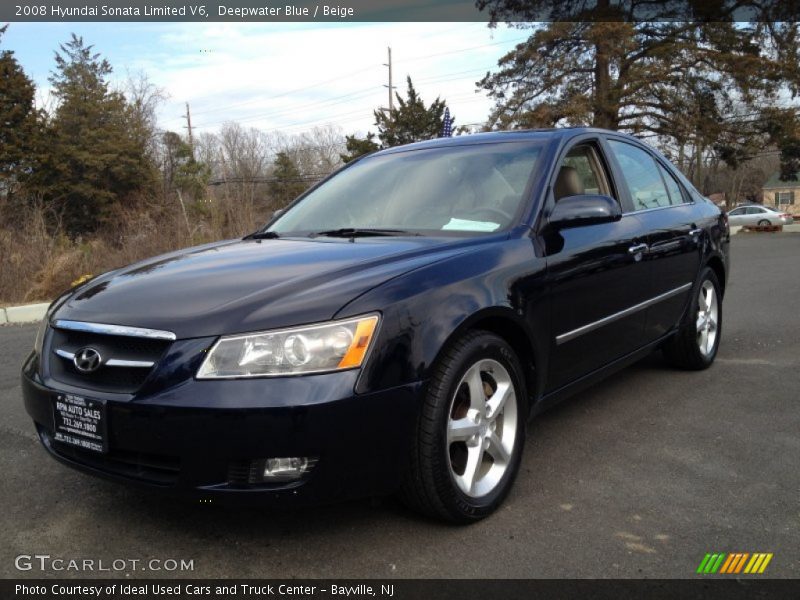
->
[48,326,171,394]
[41,428,180,486]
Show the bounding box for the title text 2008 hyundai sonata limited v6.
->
[22,128,729,522]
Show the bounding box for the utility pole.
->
[383,47,395,113]
[183,102,194,158]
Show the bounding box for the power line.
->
[209,174,330,186]
[189,64,378,118]
[265,93,488,136]
[192,66,498,131]
[183,36,526,125]
[196,86,379,128]
[401,36,529,63]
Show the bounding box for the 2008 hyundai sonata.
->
[22,128,729,522]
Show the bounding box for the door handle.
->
[628,243,649,255]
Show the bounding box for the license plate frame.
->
[52,393,108,453]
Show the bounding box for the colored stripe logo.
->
[697,552,773,574]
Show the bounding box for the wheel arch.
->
[432,307,542,409]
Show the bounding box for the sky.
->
[3,22,528,139]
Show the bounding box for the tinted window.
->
[728,207,745,215]
[658,163,686,205]
[271,142,543,235]
[608,140,670,211]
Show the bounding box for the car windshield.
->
[268,141,545,236]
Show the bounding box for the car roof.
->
[373,127,643,156]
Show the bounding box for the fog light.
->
[262,457,316,482]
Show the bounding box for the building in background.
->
[762,172,799,215]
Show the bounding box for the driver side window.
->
[554,144,612,202]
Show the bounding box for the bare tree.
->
[122,70,168,159]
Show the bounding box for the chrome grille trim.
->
[54,348,155,368]
[52,319,176,341]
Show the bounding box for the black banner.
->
[4,579,800,600]
[4,0,800,23]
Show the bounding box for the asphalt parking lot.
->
[1,232,798,579]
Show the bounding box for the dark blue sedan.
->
[22,128,729,522]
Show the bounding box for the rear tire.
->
[758,219,771,226]
[663,267,722,370]
[400,331,527,523]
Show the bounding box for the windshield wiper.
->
[309,228,419,238]
[243,230,280,240]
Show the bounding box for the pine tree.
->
[374,76,449,147]
[31,34,155,235]
[340,132,380,163]
[342,77,455,161]
[269,152,307,209]
[0,25,41,198]
[162,131,210,199]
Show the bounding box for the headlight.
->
[197,314,380,379]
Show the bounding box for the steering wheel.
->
[461,207,513,224]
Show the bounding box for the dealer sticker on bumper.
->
[53,393,108,453]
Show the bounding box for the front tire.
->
[663,267,722,370]
[400,331,527,523]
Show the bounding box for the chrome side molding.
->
[556,283,693,345]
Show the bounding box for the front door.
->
[542,138,651,392]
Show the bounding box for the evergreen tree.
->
[340,132,380,163]
[0,25,41,198]
[269,152,307,208]
[31,34,155,234]
[343,77,455,161]
[374,76,449,147]
[161,131,210,199]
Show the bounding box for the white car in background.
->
[726,205,794,227]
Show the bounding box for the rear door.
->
[739,206,765,227]
[750,206,771,225]
[542,136,651,391]
[605,138,701,343]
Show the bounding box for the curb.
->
[0,302,50,324]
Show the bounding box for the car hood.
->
[53,236,468,338]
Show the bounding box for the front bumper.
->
[21,353,423,506]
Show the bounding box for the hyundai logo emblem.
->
[73,347,102,373]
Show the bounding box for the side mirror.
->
[272,208,284,219]
[549,194,621,229]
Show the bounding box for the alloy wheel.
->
[696,280,719,356]
[446,359,518,498]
